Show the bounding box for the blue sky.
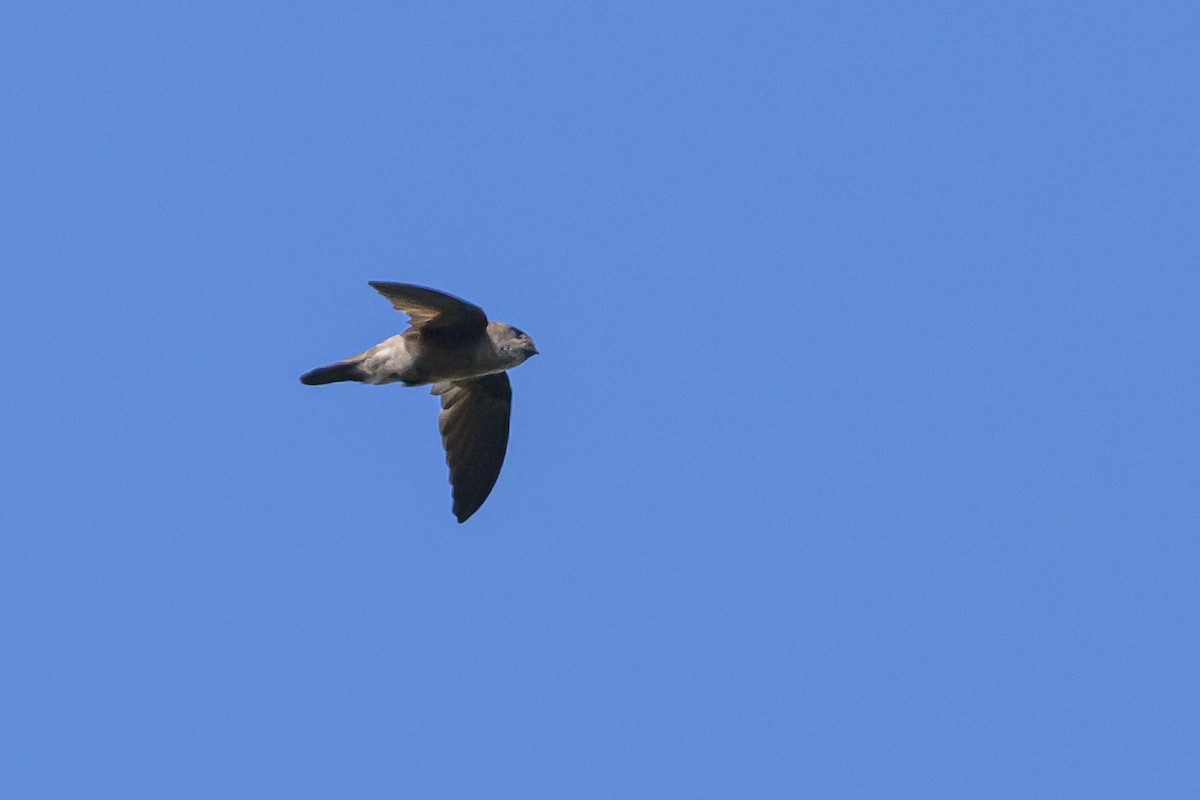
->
[2,2,1197,797]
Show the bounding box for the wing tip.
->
[452,490,488,523]
[368,280,436,293]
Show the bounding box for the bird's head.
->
[490,322,539,366]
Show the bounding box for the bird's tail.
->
[299,360,365,385]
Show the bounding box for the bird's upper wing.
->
[368,282,488,342]
[432,373,512,523]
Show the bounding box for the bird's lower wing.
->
[432,372,513,523]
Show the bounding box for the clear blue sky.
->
[3,2,1197,797]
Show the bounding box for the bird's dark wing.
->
[368,282,488,342]
[432,373,513,523]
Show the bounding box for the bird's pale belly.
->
[357,335,495,385]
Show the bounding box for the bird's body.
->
[342,321,529,387]
[300,282,538,522]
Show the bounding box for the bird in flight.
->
[300,282,539,522]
